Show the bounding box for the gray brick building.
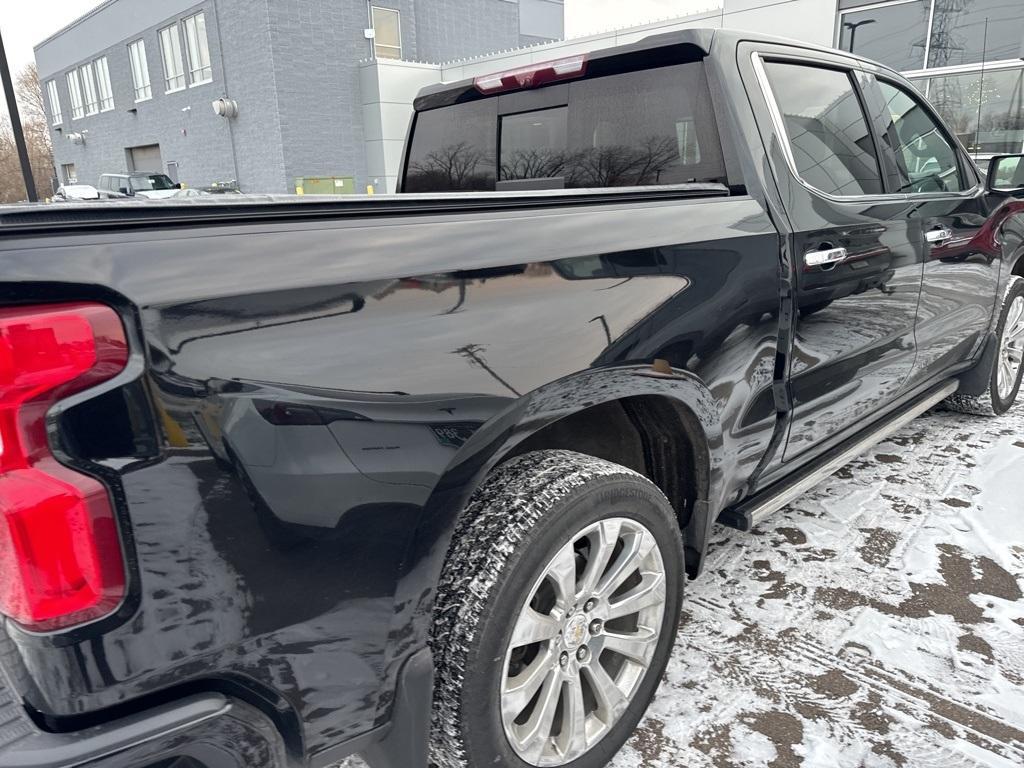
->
[36,0,564,194]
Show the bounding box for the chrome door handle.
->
[805,246,848,268]
[925,228,953,244]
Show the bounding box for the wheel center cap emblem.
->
[564,615,588,649]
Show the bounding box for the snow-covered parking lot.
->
[336,404,1023,768]
[607,404,1024,768]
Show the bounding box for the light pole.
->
[843,18,876,54]
[0,27,38,202]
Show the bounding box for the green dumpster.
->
[294,176,355,195]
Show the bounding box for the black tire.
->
[430,450,684,768]
[945,276,1024,416]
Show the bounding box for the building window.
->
[838,0,929,73]
[61,163,77,184]
[159,24,187,92]
[763,61,883,197]
[928,0,1024,68]
[183,12,213,85]
[912,68,1024,156]
[95,57,114,111]
[46,80,62,124]
[371,7,402,59]
[838,0,1024,72]
[66,70,84,119]
[128,39,152,101]
[79,62,99,115]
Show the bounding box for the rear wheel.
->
[945,276,1024,416]
[430,450,684,768]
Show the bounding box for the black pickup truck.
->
[1,28,1023,768]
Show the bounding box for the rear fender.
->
[377,364,724,711]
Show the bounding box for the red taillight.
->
[474,54,588,94]
[0,303,129,631]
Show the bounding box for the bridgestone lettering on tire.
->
[945,275,1024,416]
[430,450,685,768]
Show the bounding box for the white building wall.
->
[723,0,835,47]
[360,60,443,193]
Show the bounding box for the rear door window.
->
[404,61,727,192]
[763,61,883,197]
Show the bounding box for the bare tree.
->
[0,64,55,202]
[500,149,571,182]
[571,137,680,188]
[406,142,494,192]
[16,65,46,125]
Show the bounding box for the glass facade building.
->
[837,0,1024,162]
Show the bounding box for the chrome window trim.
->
[749,51,982,204]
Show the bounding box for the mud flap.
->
[957,332,998,397]
[362,648,434,768]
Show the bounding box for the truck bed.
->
[0,188,781,762]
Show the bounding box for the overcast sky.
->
[566,0,719,37]
[0,0,718,120]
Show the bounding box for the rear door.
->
[858,75,998,384]
[746,46,925,461]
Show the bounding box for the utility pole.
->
[974,17,988,155]
[0,26,38,202]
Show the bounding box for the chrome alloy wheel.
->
[998,296,1024,401]
[500,518,667,766]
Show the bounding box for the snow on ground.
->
[337,404,1024,768]
[609,404,1024,768]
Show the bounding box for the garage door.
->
[128,144,163,173]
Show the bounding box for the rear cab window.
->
[403,56,729,193]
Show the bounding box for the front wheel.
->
[430,450,684,768]
[946,276,1024,416]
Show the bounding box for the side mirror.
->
[174,182,182,189]
[985,154,1024,196]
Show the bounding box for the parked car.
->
[203,180,243,194]
[1,28,1023,768]
[52,183,100,201]
[97,172,182,199]
[168,187,213,198]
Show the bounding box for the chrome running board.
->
[721,379,959,531]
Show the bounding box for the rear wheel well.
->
[506,395,710,576]
[1013,256,1024,277]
